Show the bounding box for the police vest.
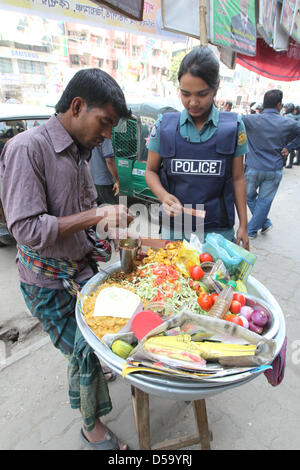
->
[159,111,238,230]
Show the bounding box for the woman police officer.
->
[145,46,249,250]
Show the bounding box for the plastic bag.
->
[175,239,201,277]
[202,233,256,281]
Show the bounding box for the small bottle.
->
[208,280,237,319]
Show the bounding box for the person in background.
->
[90,138,120,205]
[293,105,300,165]
[224,101,233,112]
[284,103,297,168]
[145,46,249,249]
[0,68,133,450]
[242,89,300,238]
[249,101,257,114]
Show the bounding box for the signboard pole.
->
[199,0,208,45]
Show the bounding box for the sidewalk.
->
[1,166,300,450]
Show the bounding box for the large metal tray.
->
[75,262,286,400]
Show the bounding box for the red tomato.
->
[225,313,237,322]
[200,253,213,263]
[210,293,218,304]
[230,300,242,314]
[189,265,204,280]
[225,313,244,326]
[232,293,246,306]
[197,293,213,311]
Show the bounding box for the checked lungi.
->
[18,241,113,432]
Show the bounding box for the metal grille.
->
[112,118,138,158]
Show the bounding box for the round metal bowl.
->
[75,262,286,400]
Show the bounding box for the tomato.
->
[232,293,246,306]
[197,293,213,311]
[189,265,204,280]
[210,293,219,304]
[230,300,242,314]
[226,314,244,326]
[200,253,213,263]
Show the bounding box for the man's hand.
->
[96,204,133,230]
[96,205,134,250]
[112,179,120,196]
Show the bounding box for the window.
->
[17,60,45,74]
[0,58,13,73]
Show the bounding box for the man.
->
[0,68,133,450]
[242,89,300,238]
[230,0,256,54]
[224,101,233,112]
[90,138,120,205]
[284,103,297,168]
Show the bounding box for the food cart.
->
[75,251,286,449]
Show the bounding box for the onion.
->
[251,309,268,327]
[249,321,263,334]
[240,306,253,321]
[239,315,249,329]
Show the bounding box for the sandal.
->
[80,428,125,450]
[102,365,117,383]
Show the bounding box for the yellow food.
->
[144,335,256,361]
[83,283,129,340]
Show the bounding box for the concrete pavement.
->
[0,166,300,450]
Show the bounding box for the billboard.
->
[210,0,256,56]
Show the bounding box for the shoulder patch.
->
[238,131,246,146]
[150,124,157,139]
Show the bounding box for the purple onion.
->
[249,321,263,334]
[251,309,268,327]
[240,306,253,321]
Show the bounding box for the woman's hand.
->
[236,225,249,251]
[162,193,183,217]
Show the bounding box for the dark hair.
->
[225,101,233,107]
[178,46,220,90]
[263,89,283,109]
[55,68,131,118]
[286,103,295,114]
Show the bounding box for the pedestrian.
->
[145,46,249,249]
[224,101,233,112]
[284,103,297,168]
[242,89,300,238]
[293,105,300,165]
[0,68,133,450]
[90,138,120,205]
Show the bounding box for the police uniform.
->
[147,105,248,241]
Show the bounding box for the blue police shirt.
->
[242,109,300,171]
[147,105,248,157]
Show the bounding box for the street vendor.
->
[145,46,249,250]
[0,68,133,450]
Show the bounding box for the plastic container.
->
[208,280,236,319]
